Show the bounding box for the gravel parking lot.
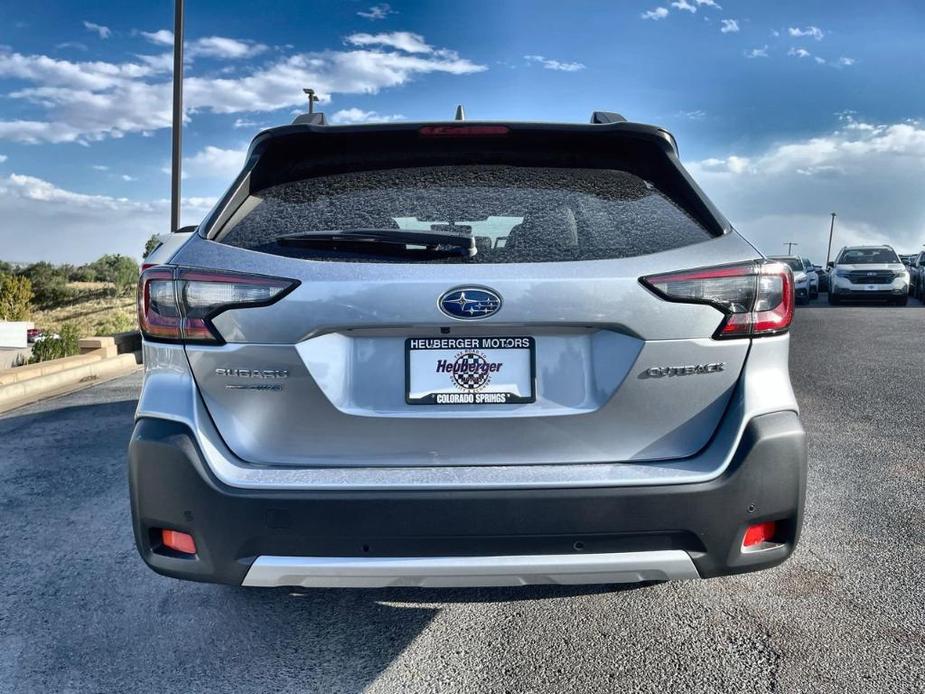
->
[1,301,923,693]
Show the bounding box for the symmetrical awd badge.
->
[439,287,502,320]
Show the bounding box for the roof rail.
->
[590,111,627,124]
[292,112,327,126]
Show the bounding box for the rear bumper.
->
[128,411,806,587]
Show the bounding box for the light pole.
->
[784,242,799,255]
[170,0,185,233]
[825,212,837,266]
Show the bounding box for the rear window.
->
[838,248,899,265]
[218,165,712,263]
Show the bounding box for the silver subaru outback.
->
[129,112,806,589]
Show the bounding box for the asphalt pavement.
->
[1,299,923,693]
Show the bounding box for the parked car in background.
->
[828,245,909,306]
[909,251,925,300]
[900,254,916,267]
[769,256,811,304]
[129,112,806,589]
[801,258,819,299]
[814,264,829,293]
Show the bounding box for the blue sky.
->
[0,0,923,263]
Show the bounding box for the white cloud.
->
[720,19,739,33]
[92,164,108,170]
[331,108,405,124]
[0,173,214,262]
[789,47,812,59]
[0,154,6,163]
[677,109,707,120]
[788,26,825,41]
[120,174,137,181]
[688,118,925,258]
[56,42,88,52]
[838,56,856,67]
[345,32,432,54]
[140,30,267,59]
[233,118,258,129]
[744,45,769,59]
[184,145,247,179]
[0,36,485,144]
[523,55,586,72]
[189,36,268,60]
[357,4,396,21]
[642,7,669,20]
[694,0,722,7]
[814,56,827,65]
[83,21,111,39]
[140,29,174,46]
[671,0,697,12]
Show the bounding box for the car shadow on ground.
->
[0,395,655,693]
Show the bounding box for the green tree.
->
[0,273,33,320]
[89,254,140,296]
[18,261,71,308]
[142,234,162,259]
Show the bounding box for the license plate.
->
[406,336,535,405]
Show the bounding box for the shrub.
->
[19,262,72,309]
[94,311,137,336]
[71,265,100,283]
[89,254,139,296]
[28,323,81,364]
[0,273,33,320]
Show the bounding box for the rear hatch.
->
[166,122,768,467]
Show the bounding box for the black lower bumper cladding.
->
[128,412,806,585]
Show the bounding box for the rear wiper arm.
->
[277,229,476,259]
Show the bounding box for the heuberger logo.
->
[437,351,504,391]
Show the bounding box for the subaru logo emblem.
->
[439,287,502,320]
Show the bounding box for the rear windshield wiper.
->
[276,229,476,259]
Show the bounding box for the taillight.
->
[137,266,298,344]
[641,261,794,339]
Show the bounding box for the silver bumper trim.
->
[241,550,700,588]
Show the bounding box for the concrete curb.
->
[0,352,142,414]
[0,350,109,386]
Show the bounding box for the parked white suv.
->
[828,245,909,306]
[769,256,811,305]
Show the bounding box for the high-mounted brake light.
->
[641,261,794,339]
[418,125,510,137]
[137,266,298,344]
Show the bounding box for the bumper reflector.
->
[742,521,777,548]
[162,529,197,555]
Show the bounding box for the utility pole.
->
[169,0,185,233]
[825,212,837,266]
[784,242,799,255]
[303,88,319,114]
